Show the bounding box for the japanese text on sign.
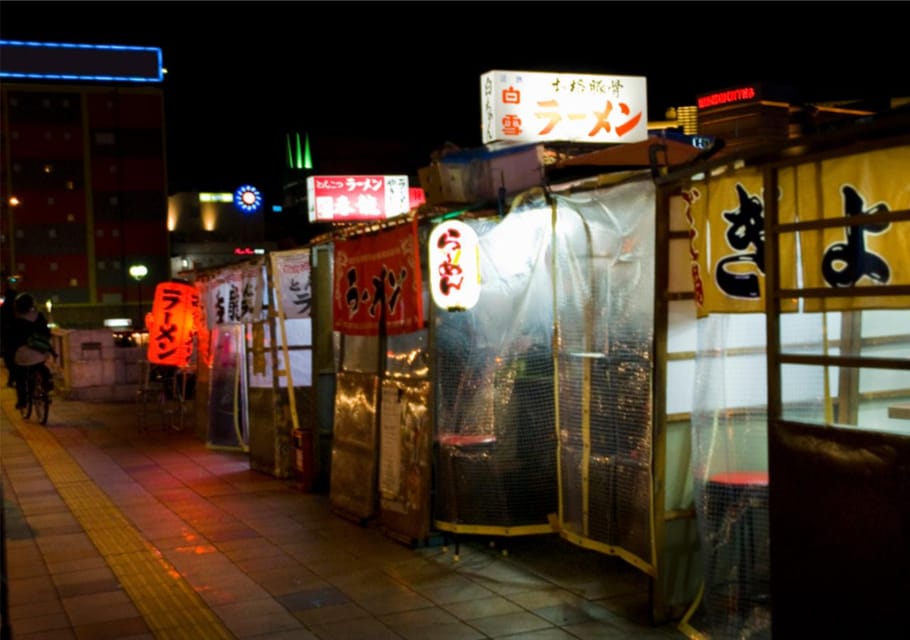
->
[684,147,910,317]
[307,175,410,223]
[481,70,648,145]
[428,220,481,311]
[271,250,313,319]
[146,282,198,367]
[332,219,424,336]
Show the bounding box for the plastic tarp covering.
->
[434,207,557,531]
[208,323,249,451]
[434,176,657,550]
[691,312,825,639]
[551,178,656,571]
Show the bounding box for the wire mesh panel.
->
[691,314,774,639]
[434,210,557,531]
[553,178,656,569]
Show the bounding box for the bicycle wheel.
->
[19,370,33,420]
[32,369,50,425]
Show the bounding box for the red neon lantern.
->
[145,281,198,367]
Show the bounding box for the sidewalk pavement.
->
[1,383,689,639]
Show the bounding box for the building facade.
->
[0,40,170,321]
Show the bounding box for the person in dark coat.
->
[9,292,55,409]
[1,283,19,386]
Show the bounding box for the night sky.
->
[2,1,908,205]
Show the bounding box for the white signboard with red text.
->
[307,175,410,223]
[481,70,648,145]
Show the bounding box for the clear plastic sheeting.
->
[692,314,772,639]
[551,178,656,569]
[434,210,557,530]
[691,310,834,638]
[386,329,430,380]
[433,175,658,559]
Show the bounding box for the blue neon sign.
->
[0,40,164,83]
[234,185,263,214]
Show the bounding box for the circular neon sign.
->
[234,185,263,214]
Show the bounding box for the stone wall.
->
[54,329,143,402]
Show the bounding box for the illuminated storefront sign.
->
[145,281,199,367]
[428,220,481,311]
[697,85,760,110]
[307,175,410,222]
[481,70,648,145]
[199,192,232,202]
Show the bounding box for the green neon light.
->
[303,132,313,170]
[294,133,303,169]
[432,209,467,223]
[287,132,313,171]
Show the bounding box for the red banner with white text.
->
[332,219,424,335]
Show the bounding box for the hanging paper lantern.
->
[145,281,199,367]
[428,219,481,311]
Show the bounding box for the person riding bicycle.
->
[9,292,56,409]
[1,280,19,387]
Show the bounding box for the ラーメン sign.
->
[481,70,648,145]
[145,281,199,367]
[428,219,481,311]
[307,175,410,222]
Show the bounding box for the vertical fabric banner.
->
[271,249,312,319]
[208,268,244,325]
[193,271,216,331]
[193,279,212,367]
[795,145,910,311]
[685,168,799,316]
[239,260,265,322]
[332,218,424,335]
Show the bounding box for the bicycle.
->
[136,361,189,432]
[18,363,51,425]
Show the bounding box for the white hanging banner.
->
[207,268,243,325]
[239,261,265,322]
[270,249,312,319]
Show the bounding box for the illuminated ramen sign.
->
[428,220,481,311]
[306,175,409,222]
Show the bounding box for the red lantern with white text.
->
[145,281,198,367]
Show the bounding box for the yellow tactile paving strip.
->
[11,416,234,639]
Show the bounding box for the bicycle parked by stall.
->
[18,362,51,425]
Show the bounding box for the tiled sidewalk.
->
[1,384,687,639]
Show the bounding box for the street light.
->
[129,264,148,329]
